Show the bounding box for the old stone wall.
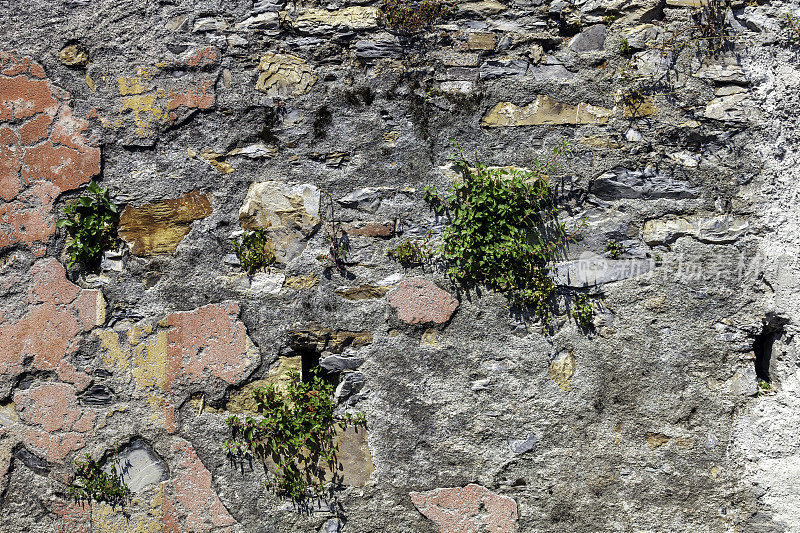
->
[2,0,800,531]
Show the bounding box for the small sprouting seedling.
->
[68,454,130,507]
[603,14,618,25]
[785,13,800,43]
[756,380,773,397]
[653,253,663,263]
[604,241,624,259]
[618,37,632,56]
[318,190,349,271]
[232,227,276,275]
[423,186,447,215]
[379,0,458,35]
[387,233,434,267]
[56,181,119,268]
[572,294,594,330]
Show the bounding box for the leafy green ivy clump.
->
[232,227,276,275]
[225,370,362,500]
[68,454,130,507]
[428,143,579,320]
[56,181,119,267]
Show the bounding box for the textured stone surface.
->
[482,96,613,127]
[256,52,316,98]
[643,215,749,245]
[1,0,799,531]
[410,484,518,533]
[388,278,458,325]
[118,191,212,255]
[238,181,320,263]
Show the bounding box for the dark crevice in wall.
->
[754,315,788,382]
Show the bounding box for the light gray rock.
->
[479,58,529,79]
[116,440,169,493]
[338,188,381,213]
[554,257,655,287]
[507,434,539,454]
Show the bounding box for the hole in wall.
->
[753,315,788,382]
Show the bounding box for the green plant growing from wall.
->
[604,241,624,259]
[68,454,130,507]
[232,227,276,275]
[318,190,349,272]
[572,294,594,330]
[387,233,433,267]
[785,13,800,43]
[427,142,581,321]
[379,0,458,35]
[56,181,119,268]
[225,369,364,500]
[618,37,632,56]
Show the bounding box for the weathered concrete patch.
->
[163,438,237,530]
[118,191,212,256]
[14,381,95,462]
[163,301,260,392]
[482,95,612,127]
[0,258,103,393]
[388,278,458,325]
[410,484,518,533]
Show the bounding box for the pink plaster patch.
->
[0,51,100,255]
[14,382,95,462]
[0,258,101,384]
[387,277,459,325]
[410,484,518,533]
[163,301,259,390]
[165,439,237,531]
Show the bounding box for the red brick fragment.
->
[388,277,459,325]
[410,484,518,533]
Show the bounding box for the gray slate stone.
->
[592,167,699,200]
[479,58,529,79]
[320,354,365,372]
[570,25,606,52]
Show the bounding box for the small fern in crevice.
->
[572,294,594,330]
[224,369,365,500]
[379,0,458,35]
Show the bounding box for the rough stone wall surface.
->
[1,0,799,531]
